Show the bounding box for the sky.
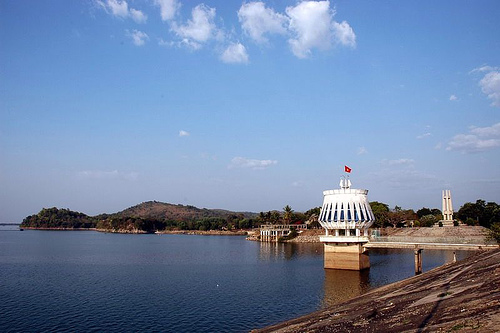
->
[1,0,500,222]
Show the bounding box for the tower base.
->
[324,243,370,270]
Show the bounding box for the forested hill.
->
[21,207,95,229]
[107,201,257,221]
[21,201,258,231]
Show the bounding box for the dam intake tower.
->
[318,176,375,270]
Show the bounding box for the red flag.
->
[344,165,352,173]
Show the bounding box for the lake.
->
[0,229,470,332]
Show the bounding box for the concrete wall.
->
[324,243,370,270]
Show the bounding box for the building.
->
[318,177,375,270]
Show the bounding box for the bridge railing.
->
[260,224,308,230]
[369,236,496,245]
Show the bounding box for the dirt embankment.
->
[254,248,500,333]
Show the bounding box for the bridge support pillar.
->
[324,243,370,270]
[414,248,423,275]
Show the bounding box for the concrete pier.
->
[414,248,423,275]
[324,243,370,270]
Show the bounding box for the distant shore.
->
[21,227,97,231]
[154,230,248,236]
[19,227,248,236]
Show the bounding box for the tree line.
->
[20,199,500,235]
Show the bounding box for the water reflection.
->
[258,241,323,261]
[321,248,474,309]
[322,269,370,308]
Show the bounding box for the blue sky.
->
[1,0,499,222]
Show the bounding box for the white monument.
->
[318,176,375,270]
[441,190,454,226]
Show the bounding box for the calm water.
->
[0,229,470,332]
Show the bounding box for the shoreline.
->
[253,248,500,332]
[21,227,97,231]
[19,227,248,236]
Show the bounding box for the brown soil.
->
[253,248,500,333]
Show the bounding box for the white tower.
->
[318,177,375,270]
[442,190,454,225]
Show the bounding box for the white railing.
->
[260,224,308,230]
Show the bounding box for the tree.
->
[258,212,267,223]
[270,211,281,224]
[487,222,500,244]
[430,208,442,217]
[420,214,438,227]
[387,208,417,228]
[283,205,293,224]
[417,208,432,219]
[457,200,500,228]
[305,207,321,218]
[369,201,390,228]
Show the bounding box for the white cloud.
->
[357,146,367,155]
[105,0,128,18]
[96,0,147,23]
[126,29,149,46]
[381,158,415,166]
[332,20,356,47]
[158,38,173,47]
[179,130,190,137]
[129,8,147,24]
[371,168,439,190]
[479,71,500,107]
[416,132,432,139]
[447,135,500,153]
[470,122,500,137]
[470,65,500,74]
[286,1,355,58]
[228,157,278,170]
[154,0,180,21]
[238,2,288,44]
[449,94,458,101]
[78,170,138,180]
[447,122,500,153]
[286,1,332,58]
[171,4,217,49]
[371,158,441,190]
[221,43,249,64]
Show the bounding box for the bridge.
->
[365,236,498,274]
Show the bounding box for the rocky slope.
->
[254,248,500,333]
